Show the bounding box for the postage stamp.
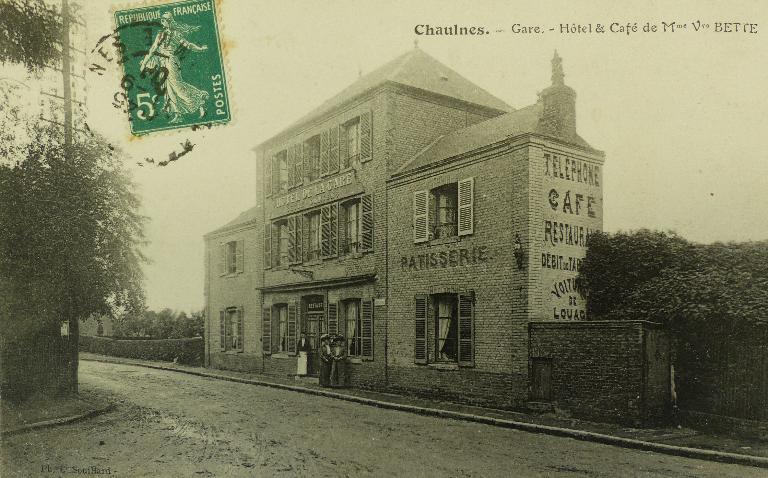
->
[113,0,230,135]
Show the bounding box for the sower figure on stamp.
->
[140,12,209,123]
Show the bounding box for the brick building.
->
[204,48,666,419]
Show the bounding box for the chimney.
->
[537,51,577,141]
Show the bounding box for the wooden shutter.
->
[301,214,310,262]
[360,194,373,252]
[293,143,303,186]
[327,301,339,335]
[339,124,349,168]
[287,145,296,188]
[458,177,474,236]
[219,310,226,351]
[320,130,329,176]
[458,292,474,367]
[287,302,297,354]
[294,214,303,264]
[361,299,373,359]
[263,223,272,269]
[302,141,311,181]
[328,125,340,174]
[218,243,226,275]
[413,190,429,243]
[236,239,244,273]
[415,295,427,364]
[225,310,233,351]
[262,306,271,354]
[321,203,338,259]
[237,307,244,352]
[271,154,280,197]
[287,215,296,263]
[338,203,348,255]
[359,111,372,163]
[264,151,272,197]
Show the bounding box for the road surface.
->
[1,360,763,477]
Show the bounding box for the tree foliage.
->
[112,309,204,339]
[0,124,147,343]
[578,229,768,340]
[0,0,63,71]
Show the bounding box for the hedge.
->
[79,336,203,366]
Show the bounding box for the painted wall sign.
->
[540,151,603,321]
[274,170,355,208]
[400,246,489,272]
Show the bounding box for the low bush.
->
[79,336,203,366]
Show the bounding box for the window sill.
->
[347,357,364,364]
[270,353,294,359]
[220,272,243,278]
[428,236,460,246]
[223,350,243,355]
[428,363,459,371]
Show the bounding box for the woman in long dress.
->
[140,12,209,123]
[296,332,309,376]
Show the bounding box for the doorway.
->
[302,295,325,376]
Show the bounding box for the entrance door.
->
[303,295,325,376]
[531,358,553,401]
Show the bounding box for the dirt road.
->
[1,360,763,477]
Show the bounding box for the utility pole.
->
[62,0,78,394]
[62,0,73,149]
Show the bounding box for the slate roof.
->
[259,48,513,148]
[394,102,594,176]
[205,205,260,237]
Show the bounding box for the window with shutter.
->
[287,302,297,354]
[219,310,225,351]
[458,177,474,236]
[225,310,233,351]
[413,190,429,243]
[236,239,244,273]
[327,301,338,335]
[237,307,244,352]
[262,306,271,354]
[415,295,428,364]
[359,111,372,163]
[263,223,272,269]
[320,130,330,176]
[328,125,340,174]
[360,194,373,252]
[457,292,474,367]
[338,201,348,255]
[361,299,373,359]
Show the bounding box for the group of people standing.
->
[295,332,347,387]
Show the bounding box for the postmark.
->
[113,0,230,135]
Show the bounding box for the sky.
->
[60,0,768,312]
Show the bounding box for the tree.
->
[0,124,147,399]
[0,0,62,72]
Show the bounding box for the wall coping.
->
[529,320,664,329]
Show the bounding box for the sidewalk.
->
[79,352,768,469]
[1,390,113,437]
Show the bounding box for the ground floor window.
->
[344,299,362,356]
[414,292,473,366]
[275,304,288,352]
[219,307,243,352]
[435,295,458,362]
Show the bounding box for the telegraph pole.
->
[62,0,73,148]
[62,0,78,393]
